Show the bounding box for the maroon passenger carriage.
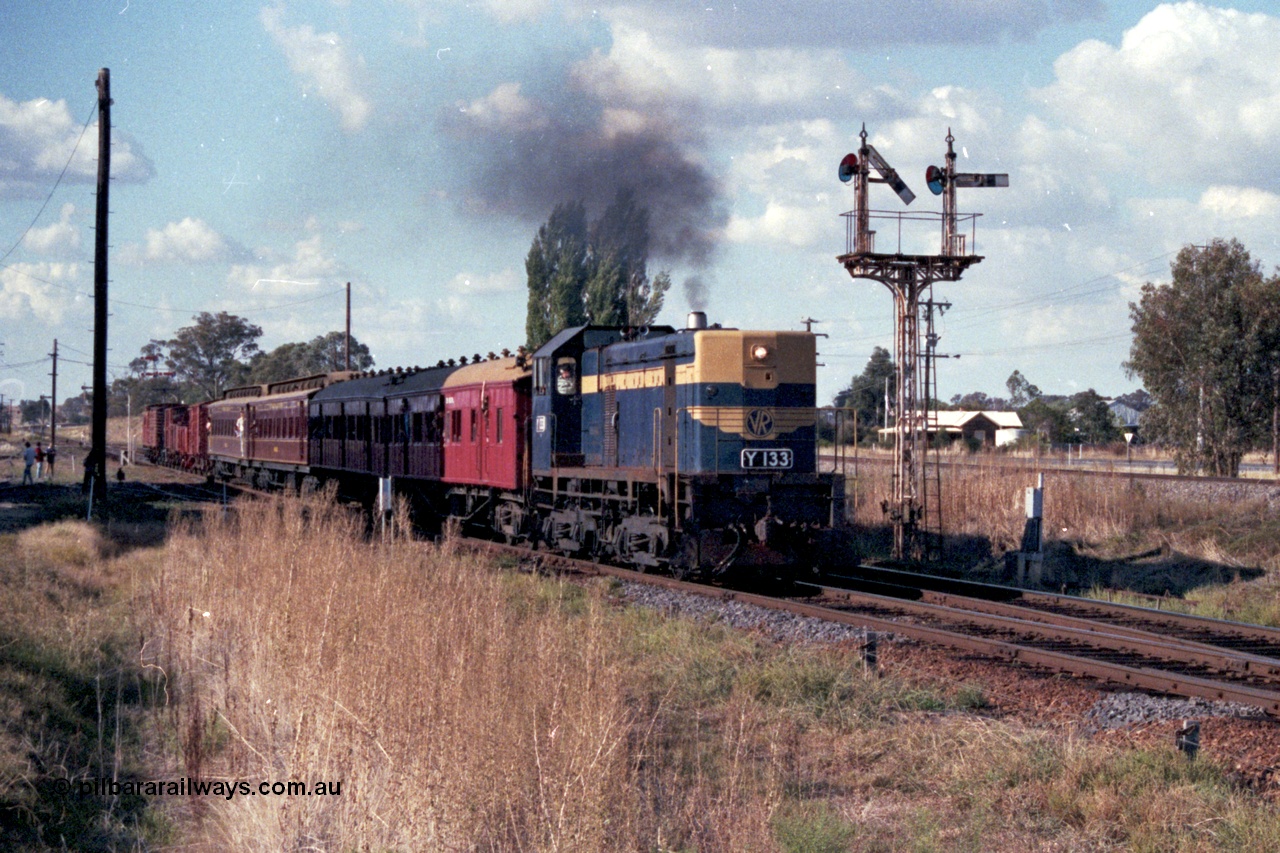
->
[140,403,182,465]
[207,374,348,489]
[306,355,531,533]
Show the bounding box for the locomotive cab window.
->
[534,357,550,395]
[555,358,578,396]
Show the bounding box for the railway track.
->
[825,452,1280,490]
[482,542,1280,718]
[131,466,1280,719]
[810,570,1280,716]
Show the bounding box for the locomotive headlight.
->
[750,344,771,362]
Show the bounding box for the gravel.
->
[1082,691,1271,733]
[617,578,1273,732]
[618,580,875,646]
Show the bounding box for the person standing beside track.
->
[34,442,44,479]
[21,441,35,485]
[44,445,57,480]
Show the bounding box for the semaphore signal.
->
[836,125,1008,563]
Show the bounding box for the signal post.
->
[837,127,1006,562]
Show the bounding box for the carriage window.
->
[470,409,477,442]
[496,407,504,444]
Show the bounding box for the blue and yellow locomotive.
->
[530,312,843,576]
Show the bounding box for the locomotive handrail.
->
[652,408,663,524]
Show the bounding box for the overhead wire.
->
[822,250,1177,364]
[0,257,346,315]
[0,97,97,267]
[0,96,346,318]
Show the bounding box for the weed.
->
[773,800,856,853]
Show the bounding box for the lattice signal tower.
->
[837,126,1007,562]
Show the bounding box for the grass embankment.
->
[0,519,170,849]
[141,494,1280,851]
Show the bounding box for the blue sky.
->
[4,0,1280,410]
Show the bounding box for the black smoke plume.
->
[444,84,724,269]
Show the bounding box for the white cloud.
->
[457,82,548,133]
[21,203,80,256]
[1198,185,1280,220]
[0,261,80,323]
[120,217,235,265]
[1037,3,1280,186]
[573,23,862,120]
[0,94,153,197]
[261,6,371,132]
[724,201,830,248]
[446,268,520,295]
[560,0,1102,50]
[478,0,553,24]
[227,234,344,295]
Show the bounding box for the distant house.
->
[880,410,1024,447]
[1107,400,1144,431]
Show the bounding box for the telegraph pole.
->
[345,281,352,371]
[49,339,58,454]
[87,68,111,506]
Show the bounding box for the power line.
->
[0,356,52,370]
[0,259,346,314]
[0,97,98,267]
[826,250,1177,364]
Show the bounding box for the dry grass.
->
[148,494,637,850]
[850,458,1280,606]
[0,519,168,850]
[140,493,1280,851]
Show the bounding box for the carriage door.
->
[478,384,488,482]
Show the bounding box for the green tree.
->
[526,201,588,350]
[833,347,895,442]
[1005,370,1041,408]
[20,398,50,428]
[626,270,671,327]
[165,312,263,401]
[584,188,671,327]
[1126,239,1279,476]
[249,332,374,383]
[1018,396,1070,444]
[526,190,673,349]
[307,331,375,372]
[949,391,1007,410]
[1068,389,1121,444]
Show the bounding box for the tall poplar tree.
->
[525,201,588,350]
[526,189,671,349]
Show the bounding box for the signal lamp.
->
[838,153,858,183]
[750,344,770,361]
[926,165,944,195]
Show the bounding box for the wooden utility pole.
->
[345,281,351,371]
[87,68,110,505]
[49,339,58,453]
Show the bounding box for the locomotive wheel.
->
[667,534,700,582]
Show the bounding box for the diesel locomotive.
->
[143,313,844,578]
